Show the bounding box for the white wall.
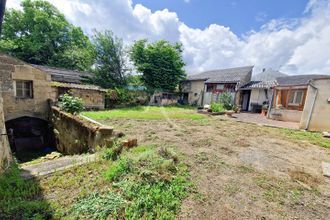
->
[248,89,272,111]
[300,79,330,131]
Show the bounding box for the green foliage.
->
[0,164,53,219]
[89,30,128,88]
[211,102,225,113]
[106,87,148,108]
[219,92,233,110]
[70,192,125,219]
[105,157,132,181]
[130,39,186,92]
[0,0,95,71]
[83,106,206,120]
[59,94,84,114]
[127,74,144,87]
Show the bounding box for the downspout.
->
[267,88,274,118]
[305,81,318,130]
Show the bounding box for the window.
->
[216,84,224,90]
[15,80,33,98]
[289,90,304,105]
[206,84,215,92]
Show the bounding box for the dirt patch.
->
[97,117,330,219]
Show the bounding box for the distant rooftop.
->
[252,68,287,81]
[33,65,93,84]
[187,66,253,83]
[51,82,106,92]
[240,80,277,90]
[276,75,330,86]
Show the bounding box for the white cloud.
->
[6,0,330,75]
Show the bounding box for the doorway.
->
[5,116,56,162]
[241,90,251,111]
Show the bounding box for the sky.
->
[6,0,330,76]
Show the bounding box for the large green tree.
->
[130,40,186,92]
[0,0,94,71]
[89,30,128,88]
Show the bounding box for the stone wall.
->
[0,87,11,173]
[66,88,105,110]
[0,54,53,121]
[51,107,114,154]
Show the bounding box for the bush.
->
[210,102,225,113]
[106,88,148,108]
[219,92,233,110]
[59,94,84,114]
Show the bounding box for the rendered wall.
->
[182,80,205,106]
[269,108,302,122]
[300,79,330,131]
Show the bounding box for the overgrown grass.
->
[280,128,330,148]
[0,164,53,219]
[83,106,206,120]
[70,145,191,219]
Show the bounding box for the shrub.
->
[219,92,233,110]
[70,192,125,219]
[59,94,84,114]
[210,102,225,113]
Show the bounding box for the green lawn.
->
[83,106,206,120]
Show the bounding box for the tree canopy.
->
[0,0,95,71]
[130,40,186,92]
[88,30,128,88]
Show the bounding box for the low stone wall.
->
[50,106,114,155]
[0,88,12,173]
[269,108,302,123]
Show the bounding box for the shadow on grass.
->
[0,163,53,219]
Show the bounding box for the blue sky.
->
[8,0,330,75]
[133,0,309,35]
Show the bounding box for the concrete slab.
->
[21,154,98,179]
[322,162,330,178]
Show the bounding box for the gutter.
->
[305,81,318,130]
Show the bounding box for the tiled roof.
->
[240,80,277,90]
[51,82,106,92]
[32,65,93,84]
[187,66,253,83]
[276,75,329,86]
[252,69,287,81]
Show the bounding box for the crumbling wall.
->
[51,107,114,154]
[0,87,12,173]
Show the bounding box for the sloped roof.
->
[32,65,93,84]
[240,80,277,90]
[187,66,253,83]
[276,75,329,86]
[51,82,106,92]
[252,68,287,81]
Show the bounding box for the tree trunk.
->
[0,0,7,37]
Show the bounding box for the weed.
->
[70,192,125,219]
[280,129,330,148]
[0,164,53,219]
[105,157,132,181]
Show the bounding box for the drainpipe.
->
[305,81,318,130]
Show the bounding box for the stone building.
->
[0,53,106,161]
